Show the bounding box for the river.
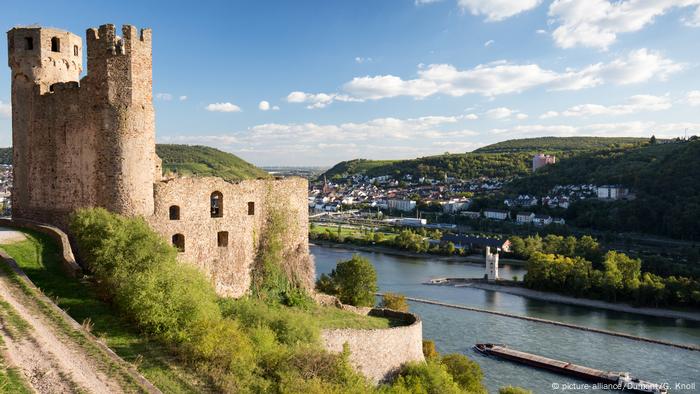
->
[311,245,700,393]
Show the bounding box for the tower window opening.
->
[172,234,185,252]
[217,231,229,247]
[24,37,34,50]
[51,37,60,52]
[211,191,223,218]
[73,45,79,56]
[169,205,180,220]
[247,202,255,215]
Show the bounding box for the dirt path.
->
[0,269,125,394]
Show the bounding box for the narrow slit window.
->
[217,231,229,247]
[73,45,79,56]
[169,205,180,220]
[172,234,185,252]
[51,37,60,52]
[211,191,223,218]
[24,37,33,50]
[247,201,255,215]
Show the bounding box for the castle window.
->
[211,191,223,218]
[73,45,79,56]
[24,37,34,51]
[51,37,60,52]
[247,202,255,216]
[169,205,180,220]
[217,231,229,247]
[172,234,185,252]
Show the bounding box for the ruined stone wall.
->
[321,309,425,383]
[147,177,313,297]
[8,24,155,228]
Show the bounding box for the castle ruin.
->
[7,24,314,296]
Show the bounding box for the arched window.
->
[172,234,185,252]
[211,191,223,218]
[217,231,229,247]
[73,45,79,56]
[51,37,60,52]
[169,205,180,220]
[247,201,255,215]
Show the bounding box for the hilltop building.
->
[533,154,556,172]
[7,24,313,297]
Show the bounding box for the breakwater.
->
[379,293,699,351]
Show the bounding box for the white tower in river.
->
[485,246,499,280]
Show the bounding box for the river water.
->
[311,245,700,393]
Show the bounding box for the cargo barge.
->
[474,343,667,393]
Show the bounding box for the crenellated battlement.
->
[86,24,151,58]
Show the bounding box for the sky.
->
[1,0,699,166]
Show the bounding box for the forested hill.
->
[0,145,270,182]
[511,139,700,240]
[321,152,534,181]
[474,136,648,154]
[156,144,270,181]
[320,136,650,181]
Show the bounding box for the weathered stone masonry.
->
[7,24,313,296]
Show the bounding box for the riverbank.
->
[310,240,527,266]
[427,278,700,322]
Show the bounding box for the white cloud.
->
[458,0,543,21]
[484,40,495,47]
[179,95,188,101]
[686,90,700,106]
[465,113,479,120]
[205,102,242,113]
[685,4,700,25]
[0,101,10,118]
[492,121,700,139]
[416,0,443,4]
[541,94,672,118]
[486,107,528,120]
[286,91,362,109]
[155,93,173,101]
[548,0,700,49]
[536,29,548,34]
[286,49,681,106]
[355,56,373,64]
[259,100,271,111]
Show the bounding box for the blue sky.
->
[1,0,699,166]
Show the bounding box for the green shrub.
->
[391,360,462,394]
[422,340,439,360]
[499,386,533,394]
[315,255,378,307]
[441,354,486,393]
[381,293,409,312]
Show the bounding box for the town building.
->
[597,185,629,200]
[484,209,509,220]
[532,154,556,172]
[387,199,416,212]
[516,212,535,224]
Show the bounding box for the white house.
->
[484,209,509,220]
[532,214,552,226]
[516,212,535,224]
[388,199,417,212]
[597,185,629,200]
[461,211,481,219]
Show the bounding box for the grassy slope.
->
[0,231,209,393]
[0,357,31,394]
[156,144,270,182]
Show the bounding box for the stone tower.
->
[7,24,156,227]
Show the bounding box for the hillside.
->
[156,144,270,181]
[474,136,648,154]
[321,153,533,181]
[510,139,700,240]
[0,146,269,181]
[320,137,654,181]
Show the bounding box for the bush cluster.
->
[316,255,378,307]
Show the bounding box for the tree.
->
[314,255,378,307]
[441,354,487,394]
[649,135,657,144]
[499,386,533,394]
[381,293,409,312]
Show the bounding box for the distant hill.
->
[321,153,534,181]
[321,137,652,181]
[475,136,648,154]
[510,139,700,240]
[156,144,270,181]
[0,145,270,182]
